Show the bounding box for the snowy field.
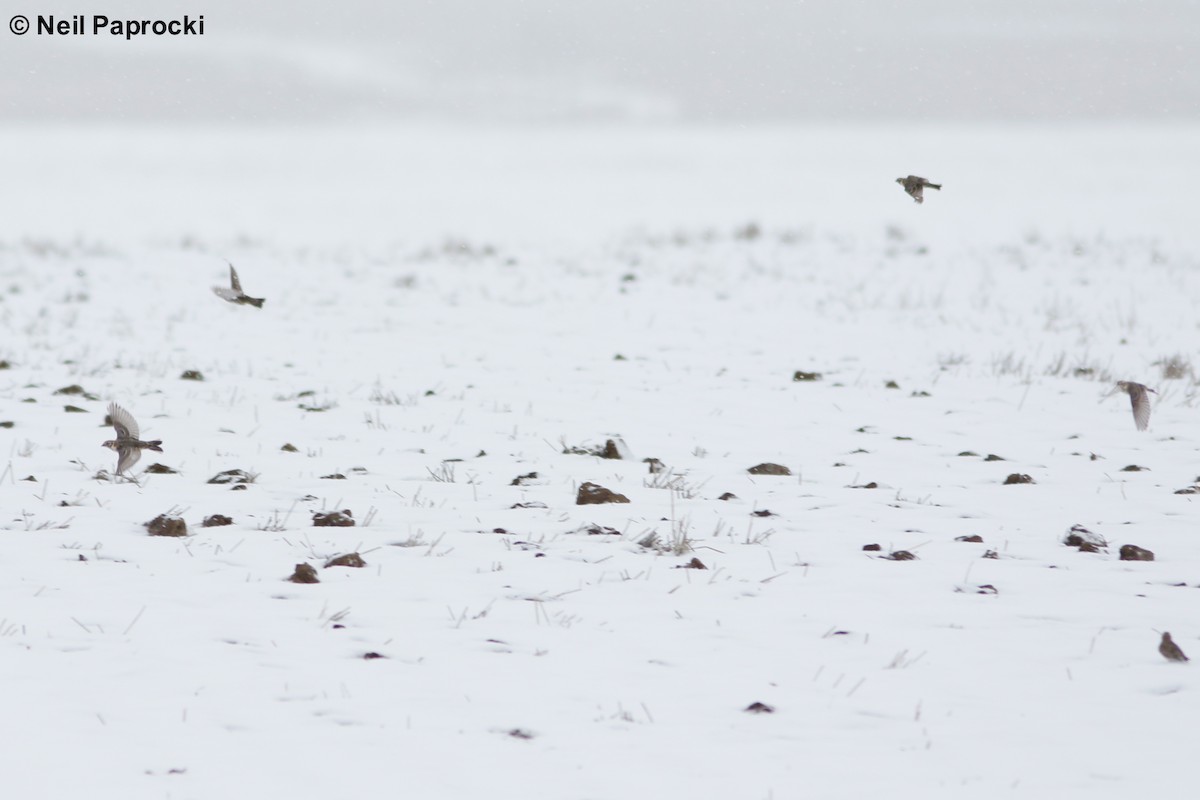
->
[2,124,1200,798]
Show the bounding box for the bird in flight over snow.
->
[101,402,163,476]
[1159,632,1189,663]
[1115,381,1155,431]
[896,175,942,204]
[212,262,265,308]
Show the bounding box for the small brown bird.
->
[101,402,163,475]
[212,263,265,308]
[1159,631,1189,663]
[1116,381,1155,431]
[896,175,942,204]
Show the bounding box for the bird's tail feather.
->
[249,297,265,309]
[147,441,163,452]
[928,183,942,190]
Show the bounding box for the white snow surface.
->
[2,124,1200,798]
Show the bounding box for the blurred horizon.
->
[3,0,1199,125]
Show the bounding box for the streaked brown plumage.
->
[212,263,265,308]
[1116,381,1155,431]
[1159,631,1189,663]
[896,175,942,204]
[101,402,162,475]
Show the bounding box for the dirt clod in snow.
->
[325,552,366,568]
[747,463,790,476]
[576,482,630,505]
[313,510,355,527]
[1119,544,1154,561]
[145,514,187,537]
[288,564,319,584]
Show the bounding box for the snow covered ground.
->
[2,124,1200,798]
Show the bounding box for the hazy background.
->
[4,0,1200,124]
[3,1,1198,248]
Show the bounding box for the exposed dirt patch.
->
[325,552,366,568]
[313,509,356,527]
[145,514,187,537]
[576,482,630,505]
[600,439,623,459]
[570,523,621,536]
[747,463,790,476]
[207,469,255,485]
[54,384,98,400]
[1118,544,1154,561]
[288,563,320,583]
[1063,524,1107,553]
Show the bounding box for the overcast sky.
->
[3,0,1199,123]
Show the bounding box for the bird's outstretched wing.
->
[228,263,243,293]
[910,185,924,204]
[108,402,140,439]
[213,286,240,301]
[1129,386,1152,431]
[116,445,142,475]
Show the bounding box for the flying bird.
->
[101,402,163,476]
[1116,381,1155,431]
[1159,631,1189,663]
[212,263,265,308]
[896,175,942,204]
